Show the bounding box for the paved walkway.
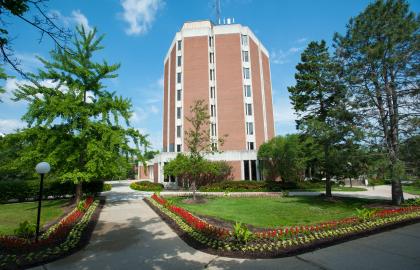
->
[32,181,420,270]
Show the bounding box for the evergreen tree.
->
[288,40,358,197]
[13,26,148,202]
[334,0,419,204]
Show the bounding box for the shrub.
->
[130,181,164,192]
[199,181,280,192]
[356,208,377,222]
[102,183,112,191]
[14,221,36,239]
[232,222,253,243]
[0,179,108,203]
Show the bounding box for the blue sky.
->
[1,0,419,150]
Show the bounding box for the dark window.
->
[177,40,182,51]
[177,56,181,67]
[244,85,251,97]
[247,142,254,150]
[177,73,181,83]
[177,89,182,101]
[244,160,250,180]
[243,68,250,79]
[176,126,181,138]
[176,144,181,152]
[251,160,257,180]
[177,107,181,119]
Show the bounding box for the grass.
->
[291,186,367,192]
[167,196,381,228]
[403,185,420,195]
[0,199,68,236]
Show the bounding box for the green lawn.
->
[168,196,380,228]
[291,186,367,192]
[403,185,420,195]
[0,199,68,235]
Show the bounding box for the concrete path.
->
[32,181,420,270]
[290,185,419,200]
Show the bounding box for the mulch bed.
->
[144,198,420,259]
[3,198,105,270]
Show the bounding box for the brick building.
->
[139,20,275,186]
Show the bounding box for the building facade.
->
[139,20,275,186]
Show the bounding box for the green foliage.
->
[102,183,112,191]
[199,181,280,192]
[288,40,360,196]
[232,222,253,243]
[130,181,164,192]
[402,198,420,206]
[356,208,377,222]
[14,221,36,239]
[0,179,107,202]
[334,0,419,205]
[77,201,87,213]
[164,154,232,190]
[10,26,149,200]
[0,66,8,102]
[258,134,306,182]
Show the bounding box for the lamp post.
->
[35,162,50,242]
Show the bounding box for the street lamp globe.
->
[35,162,51,174]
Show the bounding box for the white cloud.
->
[150,104,159,114]
[296,37,307,43]
[120,0,164,36]
[71,10,92,32]
[51,9,92,32]
[273,96,297,123]
[0,119,26,134]
[271,47,303,65]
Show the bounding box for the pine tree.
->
[334,0,419,205]
[13,26,148,202]
[288,40,358,197]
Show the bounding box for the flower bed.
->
[0,196,103,269]
[130,181,164,192]
[146,194,420,258]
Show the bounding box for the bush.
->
[0,179,108,203]
[199,181,282,192]
[130,181,164,192]
[14,221,36,239]
[102,183,112,191]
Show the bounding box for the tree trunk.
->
[390,157,404,205]
[75,182,83,204]
[324,145,332,197]
[192,180,196,200]
[325,174,332,197]
[349,177,352,188]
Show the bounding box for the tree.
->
[334,0,419,204]
[165,99,227,200]
[258,134,306,183]
[288,40,359,197]
[0,0,71,78]
[13,26,148,202]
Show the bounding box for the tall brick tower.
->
[140,20,275,185]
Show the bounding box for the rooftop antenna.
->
[215,0,221,24]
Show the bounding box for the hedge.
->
[0,179,108,203]
[130,181,164,192]
[199,181,282,192]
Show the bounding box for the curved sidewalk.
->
[32,181,420,270]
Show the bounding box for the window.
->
[177,107,181,119]
[209,52,214,63]
[176,125,182,138]
[246,122,254,135]
[241,35,248,46]
[176,144,181,152]
[245,103,252,116]
[243,68,250,79]
[177,89,182,101]
[210,69,215,81]
[177,56,181,67]
[209,36,214,47]
[211,142,217,151]
[177,40,182,51]
[210,87,215,99]
[211,123,216,136]
[247,142,255,150]
[211,105,216,117]
[244,85,251,97]
[177,72,181,83]
[242,51,249,62]
[244,160,250,180]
